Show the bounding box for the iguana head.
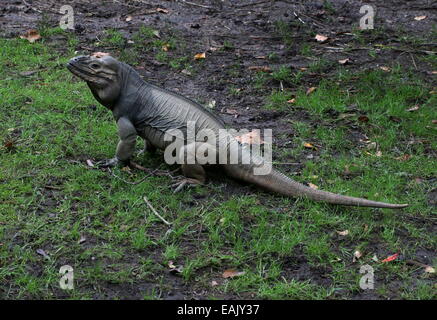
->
[67,53,121,106]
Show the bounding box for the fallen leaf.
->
[162,44,169,52]
[338,58,350,65]
[168,261,183,273]
[306,87,316,95]
[86,159,94,167]
[380,66,391,72]
[358,115,369,123]
[248,66,271,72]
[194,52,206,60]
[372,254,379,262]
[432,120,437,124]
[206,100,216,109]
[156,8,169,14]
[303,142,318,150]
[235,131,264,145]
[353,250,362,262]
[336,230,349,236]
[20,29,41,43]
[125,15,132,22]
[406,105,420,112]
[414,15,427,21]
[431,71,437,75]
[181,69,192,76]
[375,150,382,157]
[223,108,239,118]
[308,183,319,190]
[78,235,86,244]
[315,34,328,42]
[381,253,399,263]
[4,140,15,151]
[211,280,219,286]
[91,52,109,58]
[222,269,245,279]
[395,154,411,161]
[36,248,50,259]
[152,30,161,38]
[287,98,296,104]
[255,56,266,59]
[425,266,435,273]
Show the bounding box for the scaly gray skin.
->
[67,54,408,209]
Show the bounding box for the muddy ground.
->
[1,0,436,300]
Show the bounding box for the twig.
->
[143,196,172,225]
[409,53,418,70]
[236,0,272,8]
[179,0,213,9]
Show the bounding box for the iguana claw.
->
[171,178,202,193]
[96,157,123,168]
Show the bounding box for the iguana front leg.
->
[98,117,137,167]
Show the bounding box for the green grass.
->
[0,32,436,300]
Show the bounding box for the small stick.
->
[143,196,172,226]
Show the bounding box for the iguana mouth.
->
[67,61,99,83]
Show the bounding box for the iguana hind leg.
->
[171,142,207,192]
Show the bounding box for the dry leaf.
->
[287,98,296,104]
[168,261,184,273]
[156,8,169,13]
[125,15,132,22]
[375,150,382,157]
[303,142,317,150]
[222,269,245,278]
[211,280,219,286]
[306,87,316,95]
[308,183,319,190]
[336,230,349,236]
[414,15,427,21]
[78,235,86,244]
[358,115,369,123]
[395,154,411,161]
[338,58,350,65]
[353,250,362,262]
[91,52,109,58]
[432,120,437,125]
[380,66,391,72]
[86,159,94,167]
[315,34,328,42]
[248,66,271,72]
[224,108,239,118]
[235,131,264,145]
[152,30,161,38]
[381,253,399,263]
[372,254,379,262]
[406,105,420,112]
[36,248,50,259]
[424,266,435,273]
[20,29,41,43]
[181,69,192,76]
[162,44,169,52]
[194,52,206,60]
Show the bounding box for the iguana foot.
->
[96,157,126,168]
[171,178,203,193]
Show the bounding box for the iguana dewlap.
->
[67,54,408,209]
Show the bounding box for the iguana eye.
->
[90,63,100,69]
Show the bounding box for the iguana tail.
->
[224,165,408,209]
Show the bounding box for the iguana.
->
[67,53,408,209]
